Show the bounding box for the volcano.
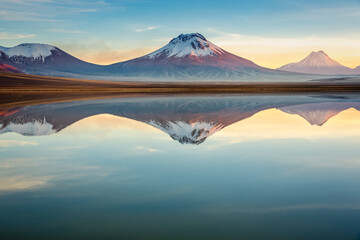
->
[106,33,274,78]
[278,51,354,75]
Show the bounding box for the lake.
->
[1,93,360,239]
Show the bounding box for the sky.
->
[1,0,360,68]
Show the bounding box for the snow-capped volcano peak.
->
[299,50,342,67]
[147,119,224,144]
[278,50,352,74]
[0,43,57,62]
[108,32,267,77]
[146,32,224,59]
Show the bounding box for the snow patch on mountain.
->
[147,119,224,144]
[146,33,224,59]
[0,119,57,136]
[0,43,56,62]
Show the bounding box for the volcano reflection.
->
[1,94,360,144]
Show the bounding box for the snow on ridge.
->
[0,43,56,61]
[146,33,225,59]
[0,118,57,136]
[147,119,224,144]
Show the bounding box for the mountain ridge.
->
[1,34,359,79]
[0,33,285,80]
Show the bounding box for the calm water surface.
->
[1,94,360,239]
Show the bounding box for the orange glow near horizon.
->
[61,108,360,143]
[222,47,360,69]
[60,35,360,69]
[67,47,360,69]
[216,108,360,143]
[63,48,153,66]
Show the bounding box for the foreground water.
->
[1,93,360,240]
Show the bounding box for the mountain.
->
[3,34,356,80]
[0,63,22,73]
[278,51,354,75]
[0,43,102,76]
[279,102,360,126]
[354,66,360,74]
[106,33,275,79]
[1,33,292,80]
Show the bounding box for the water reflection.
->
[1,94,360,240]
[1,94,360,144]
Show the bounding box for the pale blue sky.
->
[1,0,360,67]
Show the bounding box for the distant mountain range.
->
[0,33,279,80]
[0,33,359,79]
[1,95,360,144]
[278,50,360,75]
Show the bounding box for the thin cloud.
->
[56,41,155,64]
[0,175,53,191]
[0,0,53,4]
[269,6,360,22]
[0,10,56,21]
[203,203,360,215]
[135,26,161,32]
[0,0,102,22]
[136,146,160,152]
[0,32,36,39]
[0,140,38,147]
[49,29,85,34]
[68,8,98,14]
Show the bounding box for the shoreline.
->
[1,72,360,93]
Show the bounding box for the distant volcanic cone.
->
[278,50,353,75]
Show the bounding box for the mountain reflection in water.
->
[2,93,360,240]
[1,94,360,144]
